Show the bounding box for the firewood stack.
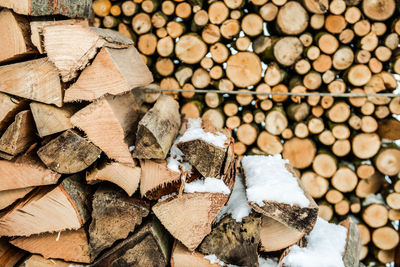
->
[91,0,400,264]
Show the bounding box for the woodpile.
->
[92,0,400,264]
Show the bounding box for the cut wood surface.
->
[0,9,36,63]
[0,57,62,107]
[89,186,150,258]
[0,93,28,134]
[87,161,140,196]
[0,175,90,236]
[71,92,142,166]
[133,95,180,159]
[10,228,91,263]
[0,0,93,18]
[171,241,221,267]
[64,46,153,102]
[0,238,25,267]
[37,130,102,174]
[0,187,34,210]
[18,254,70,267]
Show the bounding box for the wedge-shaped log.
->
[10,228,92,263]
[198,215,261,267]
[0,187,34,210]
[37,130,102,174]
[171,241,222,267]
[0,238,26,267]
[64,46,153,102]
[0,57,62,107]
[18,255,71,267]
[92,218,171,267]
[0,93,28,134]
[0,0,92,18]
[0,110,35,156]
[43,24,133,82]
[71,92,141,166]
[140,159,181,200]
[87,161,140,196]
[0,175,90,236]
[0,149,61,191]
[0,9,36,63]
[89,186,150,259]
[339,218,362,267]
[260,216,304,252]
[30,102,76,138]
[133,95,180,159]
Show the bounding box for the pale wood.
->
[64,46,152,102]
[133,95,181,159]
[257,131,283,155]
[0,187,33,210]
[175,34,207,64]
[375,148,400,176]
[332,167,358,193]
[30,102,76,138]
[273,37,303,67]
[363,204,388,228]
[71,92,141,166]
[171,241,221,267]
[372,227,399,250]
[282,138,316,169]
[87,161,141,196]
[362,0,395,21]
[301,171,328,199]
[276,1,308,35]
[0,93,28,134]
[356,172,384,198]
[19,254,70,267]
[37,130,102,174]
[0,175,90,236]
[0,57,62,107]
[0,110,35,156]
[312,153,337,178]
[0,9,36,63]
[0,238,25,267]
[89,186,150,258]
[11,228,91,263]
[226,52,262,88]
[339,218,362,267]
[352,133,381,159]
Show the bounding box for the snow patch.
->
[259,257,278,267]
[216,174,251,222]
[281,217,347,267]
[158,192,177,202]
[204,254,226,265]
[184,177,230,195]
[242,155,310,208]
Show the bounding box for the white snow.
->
[184,177,230,195]
[158,192,177,202]
[204,254,226,265]
[363,193,385,206]
[241,155,310,208]
[281,217,347,267]
[167,118,227,172]
[216,174,252,222]
[259,257,278,267]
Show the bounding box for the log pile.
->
[92,0,400,264]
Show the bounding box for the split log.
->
[18,254,70,267]
[87,161,140,196]
[171,241,221,267]
[64,46,153,102]
[133,95,180,159]
[0,238,26,267]
[198,215,261,267]
[0,110,35,157]
[71,92,142,166]
[0,148,61,191]
[0,57,62,107]
[0,175,90,236]
[339,218,362,267]
[0,93,28,134]
[0,0,92,18]
[92,218,171,267]
[37,130,102,174]
[260,215,304,252]
[10,228,92,263]
[89,186,150,258]
[140,159,181,200]
[0,187,34,210]
[30,103,76,138]
[0,9,36,63]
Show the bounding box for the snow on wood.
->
[184,177,230,194]
[259,257,278,267]
[242,155,310,207]
[178,118,227,148]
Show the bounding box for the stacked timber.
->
[93,0,400,264]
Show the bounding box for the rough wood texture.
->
[378,118,400,141]
[140,159,181,200]
[87,161,140,196]
[0,57,62,107]
[0,150,61,191]
[198,215,261,267]
[64,46,153,102]
[30,102,76,138]
[133,95,180,159]
[43,24,133,82]
[0,9,37,63]
[0,110,35,156]
[19,254,70,267]
[0,93,28,134]
[171,241,221,267]
[37,130,102,174]
[92,219,171,267]
[0,187,33,210]
[89,186,150,258]
[71,92,142,166]
[0,238,26,267]
[0,175,90,236]
[10,228,92,263]
[339,218,362,267]
[0,0,93,18]
[246,165,318,234]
